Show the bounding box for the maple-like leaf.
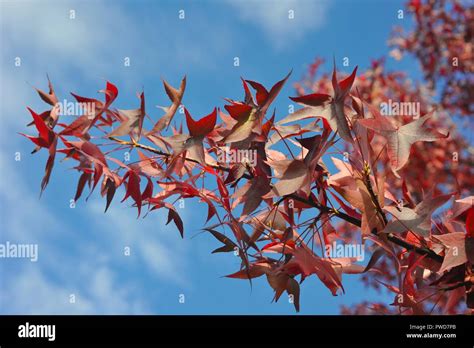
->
[148,76,186,135]
[65,139,120,206]
[283,245,344,296]
[225,260,271,279]
[265,159,311,198]
[232,176,271,218]
[26,98,61,134]
[203,228,239,254]
[222,72,291,144]
[357,108,448,176]
[185,107,217,137]
[384,193,453,237]
[34,75,58,106]
[450,196,474,223]
[433,232,468,273]
[20,107,59,194]
[265,133,332,199]
[279,65,357,143]
[163,107,217,165]
[60,81,119,137]
[108,92,146,140]
[266,271,301,312]
[21,107,56,150]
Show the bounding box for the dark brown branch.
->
[363,163,388,225]
[108,136,444,263]
[108,136,238,176]
[373,229,443,263]
[439,281,471,292]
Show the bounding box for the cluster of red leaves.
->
[22,0,473,314]
[296,57,473,201]
[389,0,474,116]
[293,0,473,314]
[22,63,472,313]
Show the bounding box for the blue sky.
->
[0,0,419,314]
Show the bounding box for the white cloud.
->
[86,199,190,286]
[1,0,234,82]
[0,0,236,136]
[0,150,153,314]
[226,0,331,49]
[0,0,221,314]
[0,141,190,313]
[0,265,148,314]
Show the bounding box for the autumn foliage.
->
[22,0,473,314]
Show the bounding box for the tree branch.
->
[108,136,444,263]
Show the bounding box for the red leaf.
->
[246,80,269,106]
[284,246,343,295]
[121,170,142,217]
[108,92,146,140]
[260,70,292,114]
[27,107,54,145]
[338,66,358,97]
[466,207,474,237]
[70,92,102,106]
[69,140,107,166]
[149,76,186,134]
[166,208,184,238]
[226,262,270,279]
[224,102,252,121]
[40,135,58,195]
[104,81,118,105]
[358,109,448,175]
[59,115,91,137]
[141,177,153,200]
[184,107,217,137]
[74,172,91,201]
[35,76,58,106]
[102,177,117,213]
[265,159,311,198]
[289,93,332,107]
[19,133,48,148]
[433,232,467,272]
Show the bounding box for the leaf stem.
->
[107,136,444,263]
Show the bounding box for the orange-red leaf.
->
[185,107,217,137]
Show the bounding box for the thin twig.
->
[107,136,444,263]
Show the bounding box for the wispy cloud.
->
[1,265,149,314]
[226,0,331,49]
[0,138,189,314]
[86,199,190,287]
[0,150,150,314]
[0,0,195,313]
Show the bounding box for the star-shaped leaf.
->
[433,232,468,273]
[358,108,448,176]
[108,92,146,140]
[279,65,358,144]
[384,193,453,236]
